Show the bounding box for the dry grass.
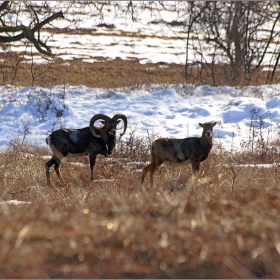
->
[1,50,280,277]
[0,53,186,88]
[1,52,280,88]
[1,136,280,278]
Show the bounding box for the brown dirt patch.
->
[0,54,186,88]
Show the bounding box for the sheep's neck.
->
[200,134,213,152]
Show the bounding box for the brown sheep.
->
[141,122,217,186]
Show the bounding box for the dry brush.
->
[0,134,280,278]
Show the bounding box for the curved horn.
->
[112,113,127,137]
[89,114,111,138]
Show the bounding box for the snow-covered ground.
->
[1,3,280,154]
[4,2,279,66]
[2,2,190,65]
[0,83,279,153]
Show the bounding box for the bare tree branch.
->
[0,1,9,12]
[0,2,64,55]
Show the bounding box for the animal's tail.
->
[46,136,51,146]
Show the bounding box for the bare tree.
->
[0,1,65,55]
[1,1,280,87]
[183,1,280,86]
[119,1,280,86]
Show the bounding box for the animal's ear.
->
[199,123,203,127]
[212,122,217,127]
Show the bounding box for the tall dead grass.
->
[0,134,280,278]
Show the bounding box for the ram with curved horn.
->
[45,113,127,186]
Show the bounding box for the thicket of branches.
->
[183,1,280,86]
[0,1,280,86]
[129,1,280,86]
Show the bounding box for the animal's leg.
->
[45,156,56,185]
[141,159,163,186]
[54,158,63,182]
[191,158,200,173]
[89,154,97,181]
[141,164,152,184]
[149,163,163,186]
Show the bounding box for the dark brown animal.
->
[141,122,217,186]
[45,113,127,185]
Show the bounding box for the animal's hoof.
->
[46,181,54,187]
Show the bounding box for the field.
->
[0,57,280,278]
[2,53,280,88]
[2,1,280,277]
